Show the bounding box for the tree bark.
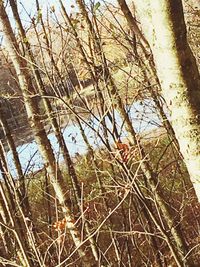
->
[133,0,200,202]
[0,181,32,267]
[0,109,31,217]
[117,0,182,156]
[0,3,96,266]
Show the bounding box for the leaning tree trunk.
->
[117,0,181,154]
[0,109,31,217]
[0,3,96,266]
[0,180,32,267]
[133,0,200,202]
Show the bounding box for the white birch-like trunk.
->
[0,3,95,266]
[133,0,200,202]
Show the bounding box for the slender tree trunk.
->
[0,109,31,217]
[44,170,53,238]
[0,200,13,262]
[0,181,32,267]
[0,142,45,266]
[133,0,200,202]
[11,0,99,259]
[0,3,96,266]
[117,0,149,50]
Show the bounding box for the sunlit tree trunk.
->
[9,0,82,209]
[117,0,182,155]
[133,0,200,202]
[10,0,99,259]
[0,3,96,266]
[0,198,13,262]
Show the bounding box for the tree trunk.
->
[0,109,31,217]
[117,0,182,156]
[0,3,96,266]
[0,181,32,267]
[133,0,200,202]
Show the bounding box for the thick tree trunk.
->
[133,0,200,202]
[117,0,181,153]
